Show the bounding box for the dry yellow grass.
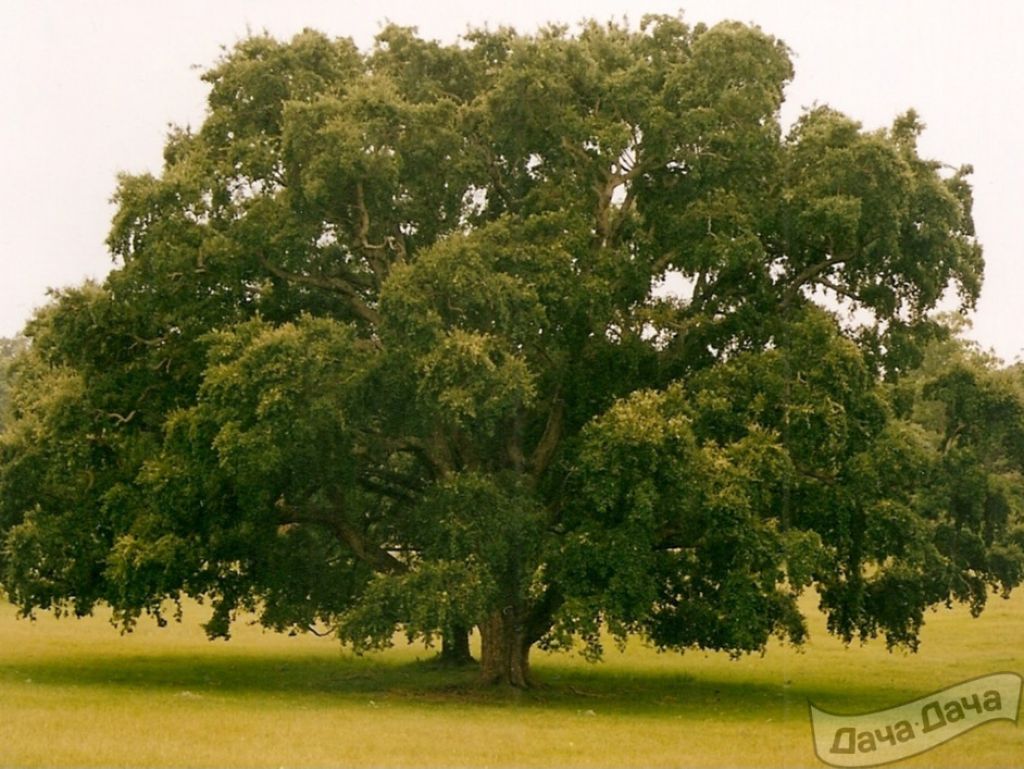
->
[1,590,1022,767]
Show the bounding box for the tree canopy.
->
[0,336,28,430]
[1,15,1021,687]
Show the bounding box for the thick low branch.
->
[276,499,406,574]
[305,623,338,638]
[524,584,564,646]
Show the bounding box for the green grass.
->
[1,591,1022,767]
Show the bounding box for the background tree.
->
[890,322,1024,611]
[1,16,1019,687]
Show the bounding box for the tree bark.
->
[439,624,475,666]
[478,609,531,687]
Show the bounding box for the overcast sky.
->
[2,1,1022,360]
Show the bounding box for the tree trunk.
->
[478,609,531,687]
[440,624,475,666]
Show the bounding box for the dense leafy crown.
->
[1,16,1020,683]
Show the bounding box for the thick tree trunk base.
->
[438,626,476,667]
[478,611,531,688]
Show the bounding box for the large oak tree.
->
[2,16,1021,686]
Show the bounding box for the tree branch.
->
[506,410,526,473]
[479,145,513,211]
[369,435,449,479]
[357,464,428,503]
[780,254,848,310]
[529,391,564,483]
[353,182,394,286]
[524,584,564,646]
[99,409,137,426]
[259,254,381,326]
[814,276,862,306]
[275,498,407,574]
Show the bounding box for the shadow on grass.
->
[0,647,922,718]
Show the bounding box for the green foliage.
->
[0,335,29,430]
[1,15,1019,681]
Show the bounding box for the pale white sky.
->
[2,1,1022,360]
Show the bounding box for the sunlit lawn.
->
[1,589,1022,768]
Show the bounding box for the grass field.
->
[1,590,1022,768]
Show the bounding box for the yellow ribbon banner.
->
[810,672,1022,767]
